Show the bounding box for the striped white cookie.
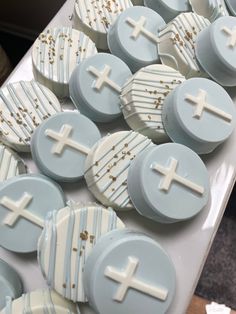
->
[0,81,61,152]
[84,131,154,210]
[38,203,125,302]
[1,289,77,313]
[0,144,26,181]
[73,0,133,50]
[32,27,97,98]
[190,0,229,22]
[120,65,185,143]
[158,13,210,78]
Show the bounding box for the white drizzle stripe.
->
[74,0,132,33]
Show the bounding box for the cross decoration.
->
[1,192,44,227]
[88,65,122,93]
[185,89,232,122]
[105,256,168,302]
[126,16,160,44]
[45,124,90,156]
[222,26,236,48]
[152,158,205,195]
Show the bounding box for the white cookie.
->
[84,131,154,210]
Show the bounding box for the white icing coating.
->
[158,13,210,78]
[0,192,45,227]
[0,289,77,313]
[222,26,236,48]
[45,124,91,156]
[152,158,205,195]
[185,89,233,122]
[84,131,153,210]
[190,0,229,22]
[0,81,61,152]
[88,65,122,93]
[73,0,133,50]
[105,256,168,302]
[120,65,185,143]
[0,144,26,181]
[126,16,159,43]
[32,27,97,98]
[38,203,125,302]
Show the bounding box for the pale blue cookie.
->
[190,0,229,22]
[84,229,176,314]
[0,174,65,253]
[31,111,101,182]
[162,78,236,154]
[107,6,166,73]
[0,259,23,310]
[144,0,191,22]
[128,144,210,223]
[225,0,236,16]
[69,53,132,122]
[195,16,236,86]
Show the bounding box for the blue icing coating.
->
[196,16,236,86]
[162,78,236,154]
[127,144,210,223]
[84,229,176,314]
[0,174,65,253]
[225,0,236,16]
[144,0,191,22]
[69,53,132,122]
[107,6,166,73]
[31,111,101,182]
[0,260,23,310]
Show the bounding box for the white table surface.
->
[1,1,236,313]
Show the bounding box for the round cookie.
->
[162,78,236,154]
[1,289,77,314]
[120,64,185,143]
[190,0,229,22]
[38,202,125,302]
[31,111,101,182]
[0,260,23,310]
[0,174,65,253]
[73,0,133,50]
[158,13,210,79]
[84,229,176,314]
[128,144,210,223]
[107,6,166,73]
[144,0,191,22]
[195,16,236,86]
[32,27,97,98]
[0,144,27,182]
[69,53,132,123]
[225,0,236,16]
[84,131,153,211]
[0,81,61,152]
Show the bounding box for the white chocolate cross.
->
[88,65,122,93]
[105,256,168,302]
[126,16,160,44]
[152,158,204,195]
[1,192,44,227]
[45,124,90,156]
[222,26,236,48]
[185,89,232,122]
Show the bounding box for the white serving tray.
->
[0,1,236,313]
